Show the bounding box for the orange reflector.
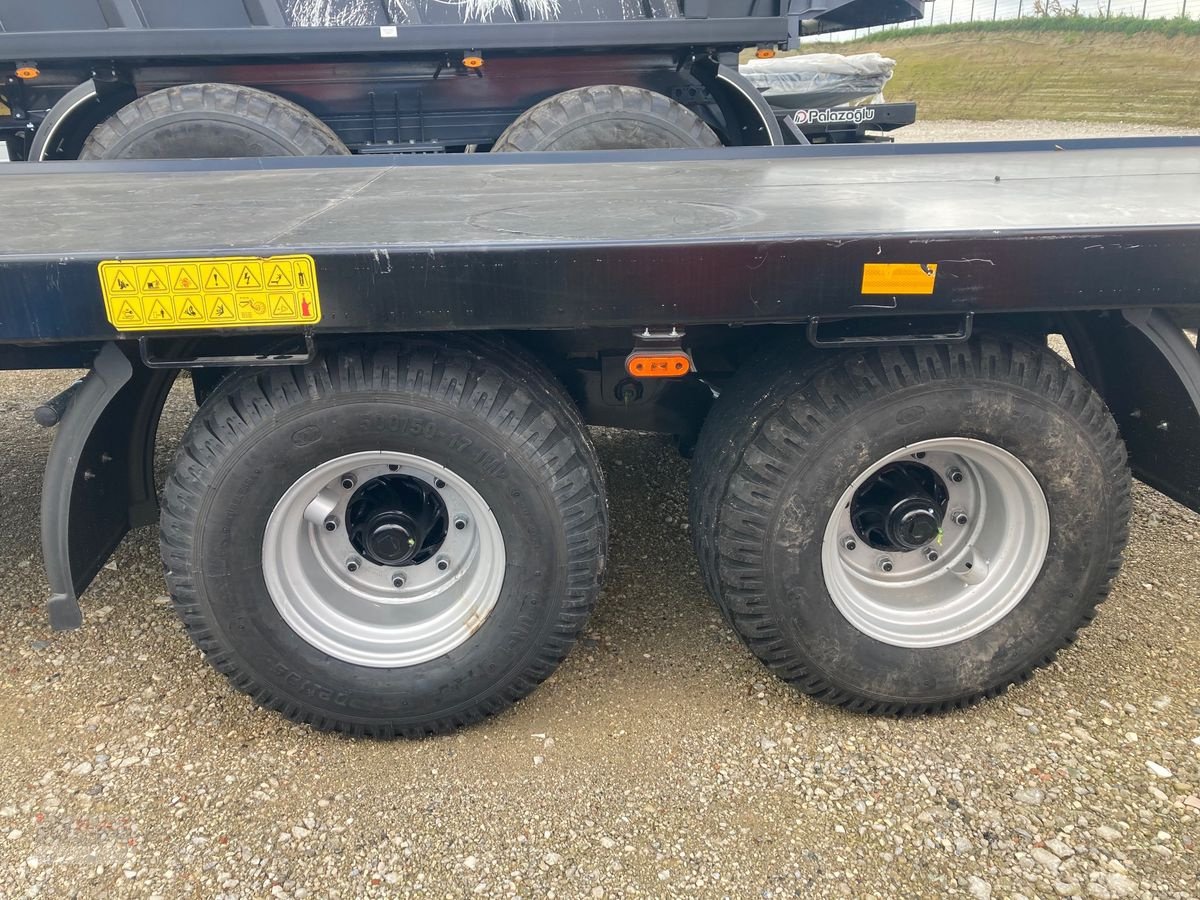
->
[755,49,777,59]
[463,55,484,69]
[15,66,39,80]
[626,353,692,378]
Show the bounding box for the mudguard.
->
[40,343,175,629]
[1063,310,1200,514]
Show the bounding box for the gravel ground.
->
[894,120,1200,143]
[2,123,1199,899]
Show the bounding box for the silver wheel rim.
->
[262,451,505,667]
[821,438,1050,649]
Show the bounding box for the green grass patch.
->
[842,16,1200,43]
[789,23,1200,126]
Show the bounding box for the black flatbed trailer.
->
[5,138,1200,736]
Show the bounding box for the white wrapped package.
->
[740,53,896,109]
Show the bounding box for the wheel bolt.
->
[323,516,338,532]
[454,516,469,531]
[952,510,968,527]
[345,557,360,573]
[436,556,450,572]
[878,557,894,573]
[392,574,406,589]
[925,548,940,562]
[341,474,357,490]
[947,467,964,483]
[841,536,857,552]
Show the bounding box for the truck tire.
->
[690,336,1130,714]
[491,85,722,152]
[159,339,607,737]
[78,83,349,160]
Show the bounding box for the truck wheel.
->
[78,83,349,160]
[690,336,1130,714]
[159,340,607,736]
[491,85,722,151]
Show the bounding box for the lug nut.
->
[925,548,940,562]
[341,474,357,490]
[392,574,406,588]
[323,516,338,532]
[842,536,857,551]
[878,557,894,573]
[436,557,450,572]
[952,510,969,527]
[345,557,360,573]
[947,467,964,484]
[454,516,469,531]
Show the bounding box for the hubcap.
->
[821,438,1050,648]
[262,451,505,668]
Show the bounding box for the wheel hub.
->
[850,462,948,552]
[347,475,447,567]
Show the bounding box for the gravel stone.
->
[967,875,993,899]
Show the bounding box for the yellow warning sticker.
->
[861,263,938,296]
[99,255,321,332]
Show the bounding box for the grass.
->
[844,15,1200,41]
[782,19,1200,126]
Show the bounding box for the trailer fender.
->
[41,343,175,630]
[1061,309,1200,514]
[29,79,99,161]
[695,63,784,147]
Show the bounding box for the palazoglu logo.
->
[794,107,878,126]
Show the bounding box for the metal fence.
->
[803,0,1197,42]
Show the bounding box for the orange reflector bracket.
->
[462,52,484,69]
[15,64,39,80]
[626,352,693,379]
[755,47,777,59]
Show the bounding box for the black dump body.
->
[0,0,923,45]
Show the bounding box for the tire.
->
[160,339,607,737]
[79,83,349,160]
[690,336,1131,714]
[491,84,722,152]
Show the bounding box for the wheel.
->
[491,85,723,152]
[78,83,349,160]
[159,339,607,736]
[690,336,1130,714]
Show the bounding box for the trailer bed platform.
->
[0,138,1198,345]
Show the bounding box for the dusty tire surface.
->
[159,339,607,737]
[492,84,722,152]
[79,83,349,160]
[690,336,1131,714]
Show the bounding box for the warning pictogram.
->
[99,255,320,331]
[237,293,269,321]
[233,262,263,290]
[140,266,169,294]
[170,264,201,293]
[266,263,293,289]
[175,296,204,321]
[271,294,296,318]
[145,298,173,323]
[116,299,142,324]
[107,268,137,294]
[206,294,235,321]
[201,264,231,292]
